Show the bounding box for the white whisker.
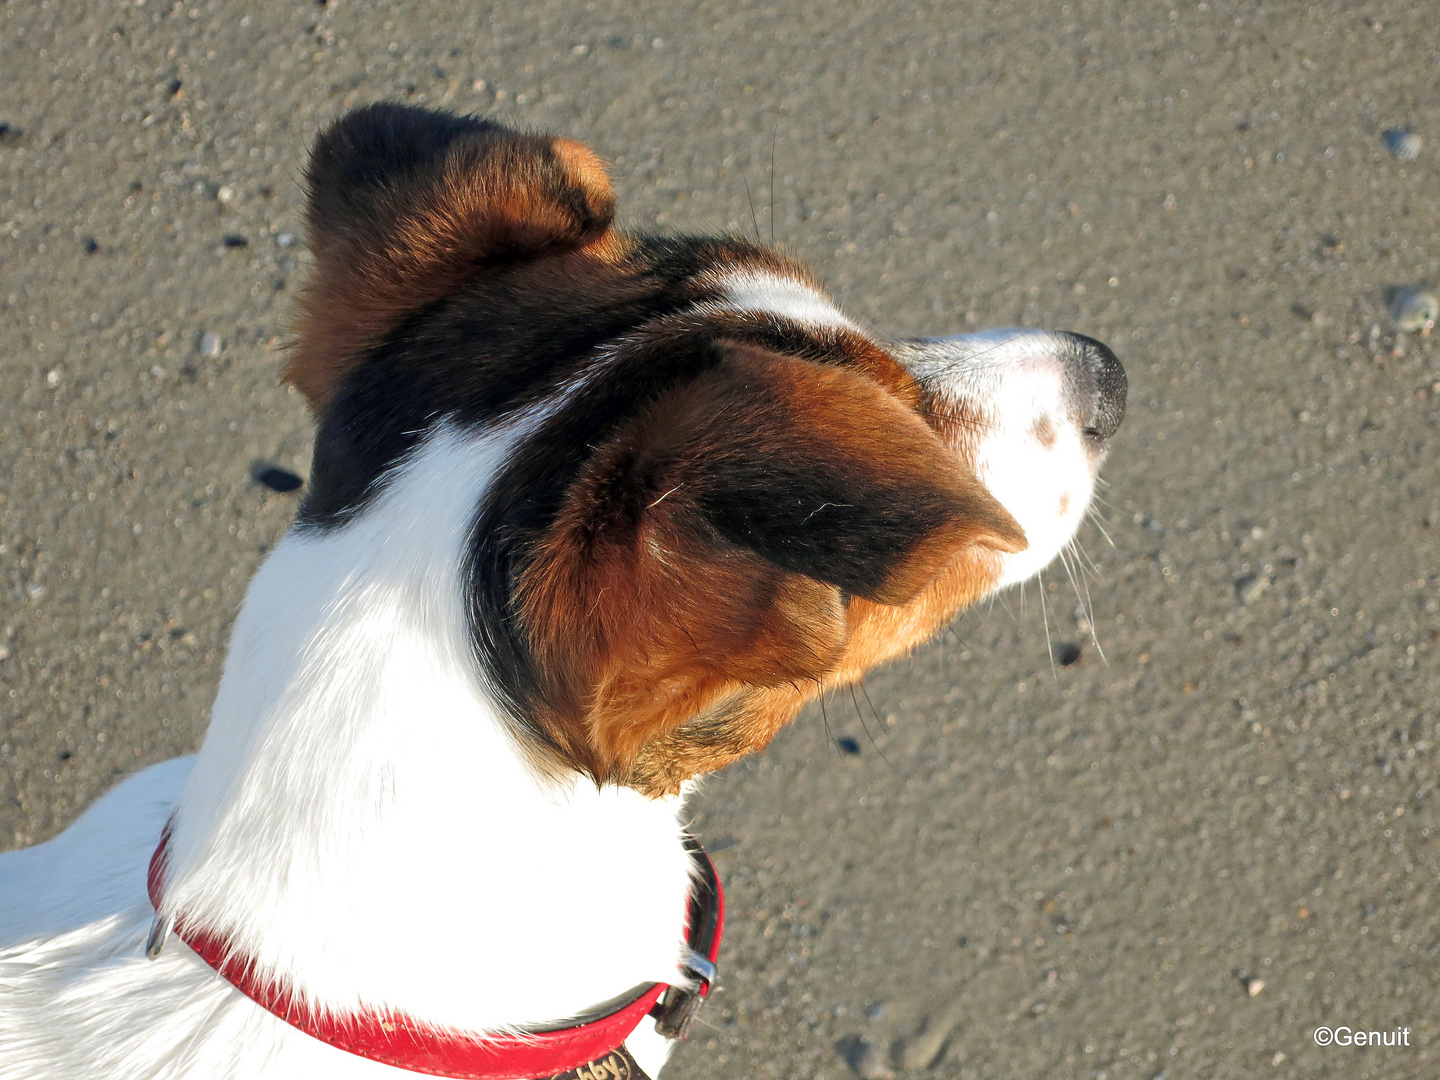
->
[1038,570,1056,676]
[1086,507,1117,550]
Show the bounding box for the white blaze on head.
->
[707,269,855,330]
[892,329,1115,590]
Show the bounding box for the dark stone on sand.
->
[251,463,304,493]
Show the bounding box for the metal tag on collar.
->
[145,912,174,960]
[651,948,716,1041]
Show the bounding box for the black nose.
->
[1065,334,1127,440]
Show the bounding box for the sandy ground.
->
[3,1,1439,1077]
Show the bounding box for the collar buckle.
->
[144,912,173,960]
[651,836,724,1042]
[650,948,715,1040]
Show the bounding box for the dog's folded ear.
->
[660,345,1027,607]
[520,344,1025,782]
[288,103,616,413]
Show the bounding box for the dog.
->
[0,104,1125,1080]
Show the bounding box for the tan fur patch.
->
[287,123,617,414]
[627,544,1013,795]
[1032,416,1058,449]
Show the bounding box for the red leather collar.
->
[146,827,723,1080]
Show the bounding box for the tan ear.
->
[517,344,1024,784]
[287,104,617,414]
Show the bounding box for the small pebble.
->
[252,463,304,494]
[276,232,295,247]
[865,1002,886,1020]
[1383,129,1423,163]
[222,234,249,248]
[0,644,10,661]
[0,123,23,147]
[836,737,862,755]
[1246,977,1265,997]
[1236,574,1270,605]
[82,237,99,254]
[853,1042,894,1080]
[200,331,223,358]
[45,369,59,387]
[1389,286,1438,334]
[216,185,236,204]
[1056,642,1083,667]
[1271,1052,1286,1066]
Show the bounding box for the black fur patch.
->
[297,237,756,529]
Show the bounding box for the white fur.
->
[895,329,1109,587]
[0,424,691,1079]
[706,270,855,330]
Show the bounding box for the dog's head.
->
[286,104,1125,797]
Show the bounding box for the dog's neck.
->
[161,424,693,1033]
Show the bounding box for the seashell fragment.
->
[1383,129,1423,162]
[1389,287,1439,334]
